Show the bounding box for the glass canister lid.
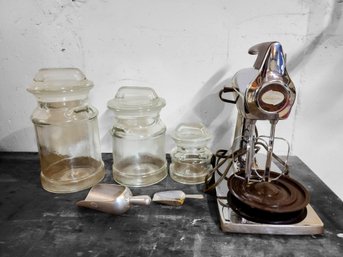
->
[107,86,166,116]
[27,68,93,102]
[172,123,212,148]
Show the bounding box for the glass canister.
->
[27,68,105,193]
[170,123,212,184]
[107,86,167,187]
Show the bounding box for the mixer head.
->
[232,41,296,121]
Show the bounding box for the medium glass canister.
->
[107,86,167,187]
[27,68,105,193]
[170,123,212,184]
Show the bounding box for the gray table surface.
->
[0,152,342,257]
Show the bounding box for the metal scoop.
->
[152,190,204,206]
[76,183,151,215]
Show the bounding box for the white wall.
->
[0,0,342,200]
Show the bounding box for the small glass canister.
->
[107,86,167,187]
[27,68,105,193]
[170,123,212,184]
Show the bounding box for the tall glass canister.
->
[27,68,105,193]
[107,86,167,187]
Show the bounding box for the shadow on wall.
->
[0,127,36,152]
[179,65,237,152]
[98,66,239,154]
[288,0,342,72]
[99,109,115,152]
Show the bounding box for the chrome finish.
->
[229,41,296,182]
[206,42,321,234]
[232,41,296,121]
[244,119,256,181]
[264,120,277,182]
[205,42,297,188]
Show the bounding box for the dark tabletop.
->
[0,152,342,257]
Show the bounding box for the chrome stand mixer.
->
[206,41,323,234]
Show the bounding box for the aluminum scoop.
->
[152,190,204,206]
[76,184,151,215]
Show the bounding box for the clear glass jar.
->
[107,86,167,187]
[27,68,105,193]
[170,123,212,184]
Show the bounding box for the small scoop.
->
[152,190,204,206]
[76,184,151,215]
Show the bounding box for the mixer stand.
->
[214,159,324,235]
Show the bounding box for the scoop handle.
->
[129,195,152,206]
[184,194,204,199]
